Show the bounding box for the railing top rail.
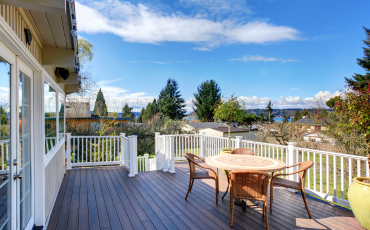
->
[294,146,368,160]
[161,134,200,137]
[70,135,128,139]
[241,139,288,149]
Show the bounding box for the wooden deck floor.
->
[47,161,363,230]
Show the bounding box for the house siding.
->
[45,145,65,221]
[0,4,43,64]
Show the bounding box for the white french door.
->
[16,59,34,230]
[0,42,34,230]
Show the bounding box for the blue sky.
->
[75,0,370,112]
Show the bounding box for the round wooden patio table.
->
[205,155,286,201]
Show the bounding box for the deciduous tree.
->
[214,94,245,150]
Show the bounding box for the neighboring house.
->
[302,132,334,144]
[294,117,327,132]
[0,1,80,229]
[65,102,130,130]
[183,122,224,132]
[66,102,91,118]
[200,127,256,140]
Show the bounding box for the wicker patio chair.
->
[230,148,256,156]
[184,153,219,204]
[229,171,271,229]
[270,161,314,218]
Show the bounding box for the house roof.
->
[209,127,249,133]
[187,122,224,129]
[294,118,327,126]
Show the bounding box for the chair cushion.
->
[272,177,302,190]
[193,171,216,179]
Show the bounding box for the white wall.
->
[44,145,65,221]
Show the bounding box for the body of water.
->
[273,117,293,122]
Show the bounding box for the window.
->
[44,82,56,154]
[0,56,11,229]
[59,93,65,141]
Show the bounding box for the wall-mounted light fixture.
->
[24,29,32,45]
[55,68,70,80]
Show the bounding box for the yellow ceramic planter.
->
[348,177,370,229]
[220,149,232,174]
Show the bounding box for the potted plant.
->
[214,94,245,155]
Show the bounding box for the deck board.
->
[47,162,363,230]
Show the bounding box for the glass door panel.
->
[18,72,31,230]
[0,57,11,229]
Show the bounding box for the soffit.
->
[25,9,73,49]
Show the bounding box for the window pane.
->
[0,56,11,229]
[59,94,64,141]
[19,71,32,230]
[44,82,56,154]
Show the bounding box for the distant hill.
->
[91,111,140,118]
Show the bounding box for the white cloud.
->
[289,88,298,90]
[84,79,156,112]
[230,55,299,63]
[76,0,300,48]
[0,87,9,92]
[193,47,211,51]
[238,91,341,109]
[152,61,173,64]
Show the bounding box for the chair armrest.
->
[272,168,307,180]
[187,157,216,174]
[193,155,206,162]
[285,162,301,168]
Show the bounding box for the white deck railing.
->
[156,133,369,208]
[66,133,138,177]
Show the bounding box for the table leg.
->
[222,170,230,200]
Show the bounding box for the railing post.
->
[169,136,176,173]
[120,133,126,166]
[200,132,206,159]
[287,142,298,182]
[235,136,243,149]
[66,133,72,170]
[155,132,160,154]
[128,135,137,177]
[163,136,169,172]
[144,153,149,171]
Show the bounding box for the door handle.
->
[13,172,22,180]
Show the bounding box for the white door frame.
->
[16,57,35,230]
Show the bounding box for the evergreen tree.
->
[240,113,260,130]
[192,80,222,122]
[137,108,145,123]
[326,96,341,109]
[345,27,370,91]
[292,109,301,122]
[158,78,186,120]
[301,109,310,118]
[151,99,159,114]
[93,88,108,116]
[122,103,135,120]
[259,111,267,122]
[265,100,275,122]
[282,110,290,123]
